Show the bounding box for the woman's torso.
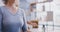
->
[0,6,24,32]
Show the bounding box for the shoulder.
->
[18,8,25,14]
[0,6,3,14]
[0,6,5,13]
[0,6,5,11]
[0,6,5,9]
[19,8,25,13]
[0,6,3,10]
[0,6,3,13]
[18,8,26,16]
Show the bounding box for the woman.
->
[0,0,27,32]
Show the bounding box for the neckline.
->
[4,6,19,16]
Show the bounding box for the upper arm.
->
[21,9,27,32]
[0,8,3,32]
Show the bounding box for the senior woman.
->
[0,0,28,32]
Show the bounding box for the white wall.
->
[36,0,60,32]
[0,0,4,6]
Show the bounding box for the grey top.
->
[0,6,27,32]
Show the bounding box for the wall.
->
[0,0,4,6]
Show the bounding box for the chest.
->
[1,7,24,27]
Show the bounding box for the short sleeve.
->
[0,8,3,32]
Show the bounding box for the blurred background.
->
[0,0,60,32]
